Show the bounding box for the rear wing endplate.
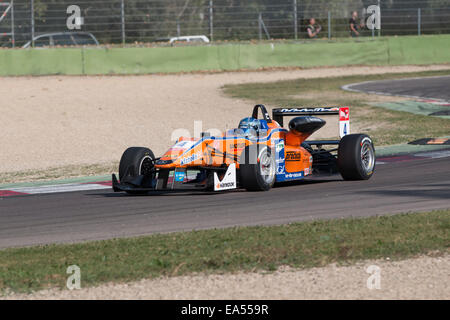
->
[272,107,350,138]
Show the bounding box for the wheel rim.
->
[139,156,154,176]
[259,148,275,184]
[361,142,375,173]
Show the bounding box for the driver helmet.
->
[238,117,268,136]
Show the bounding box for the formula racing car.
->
[112,104,375,194]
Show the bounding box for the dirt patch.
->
[4,253,448,300]
[1,65,449,176]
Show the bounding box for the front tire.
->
[239,144,276,191]
[119,147,155,194]
[338,134,375,180]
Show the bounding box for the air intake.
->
[288,116,326,135]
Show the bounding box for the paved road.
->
[343,75,450,101]
[1,157,449,248]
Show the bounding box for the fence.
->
[1,0,449,48]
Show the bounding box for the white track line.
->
[2,174,200,195]
[8,183,111,194]
[417,150,450,159]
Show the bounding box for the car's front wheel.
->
[239,144,276,191]
[119,147,155,194]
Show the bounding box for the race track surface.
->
[1,157,449,248]
[343,75,450,101]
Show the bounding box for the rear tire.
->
[119,147,155,194]
[338,134,375,180]
[239,144,275,191]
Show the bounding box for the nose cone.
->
[156,138,206,168]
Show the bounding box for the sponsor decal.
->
[339,107,350,121]
[286,151,302,161]
[216,182,235,188]
[165,151,182,159]
[173,140,195,150]
[285,171,304,179]
[339,107,350,138]
[180,152,201,165]
[279,107,339,113]
[174,171,185,182]
[276,164,285,174]
[305,167,310,175]
[342,123,348,136]
[274,139,285,163]
[214,163,237,191]
[176,141,188,147]
[275,141,284,152]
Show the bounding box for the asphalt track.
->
[343,75,450,101]
[1,75,450,249]
[1,156,449,248]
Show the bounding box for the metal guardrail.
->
[0,0,449,48]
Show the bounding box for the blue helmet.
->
[238,117,269,136]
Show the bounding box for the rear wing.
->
[272,107,350,138]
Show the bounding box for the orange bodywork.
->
[155,120,314,179]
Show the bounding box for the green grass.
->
[1,209,448,294]
[222,70,450,146]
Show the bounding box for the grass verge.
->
[222,69,450,146]
[1,209,448,294]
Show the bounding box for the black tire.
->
[119,147,155,194]
[239,144,276,191]
[338,134,375,180]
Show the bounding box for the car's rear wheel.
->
[239,145,275,191]
[338,134,375,180]
[119,147,155,194]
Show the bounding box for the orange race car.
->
[112,104,375,194]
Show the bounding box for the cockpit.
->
[226,117,269,138]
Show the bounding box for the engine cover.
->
[289,116,326,135]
